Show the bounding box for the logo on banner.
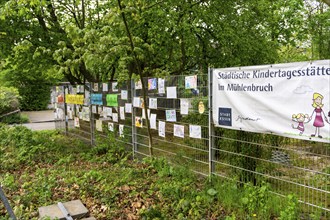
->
[219,108,232,126]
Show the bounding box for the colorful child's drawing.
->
[135,116,143,128]
[174,124,185,138]
[166,109,176,122]
[74,117,80,128]
[185,75,197,89]
[148,78,157,90]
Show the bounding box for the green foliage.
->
[0,124,324,219]
[0,0,327,117]
[241,182,270,217]
[0,113,29,124]
[0,124,88,170]
[18,82,51,111]
[2,0,326,89]
[0,67,54,110]
[306,1,330,60]
[0,86,20,115]
[90,132,129,164]
[279,194,300,220]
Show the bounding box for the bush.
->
[0,113,29,124]
[0,86,20,115]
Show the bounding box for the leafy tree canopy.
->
[0,0,328,85]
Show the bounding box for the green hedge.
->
[18,83,51,111]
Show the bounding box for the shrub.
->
[0,86,20,115]
[0,113,29,124]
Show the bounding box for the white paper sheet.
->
[105,107,112,117]
[92,105,97,114]
[84,90,90,106]
[119,124,124,137]
[133,97,140,107]
[98,106,102,114]
[74,117,80,128]
[93,83,99,92]
[180,99,189,115]
[166,86,177,99]
[121,90,128,100]
[125,103,132,113]
[82,106,90,122]
[120,106,125,120]
[158,78,165,94]
[112,113,118,122]
[149,98,157,109]
[112,82,118,92]
[102,108,108,119]
[158,121,165,137]
[102,83,108,92]
[142,109,151,119]
[108,122,114,132]
[150,114,157,130]
[96,120,103,132]
[67,110,73,119]
[135,80,142,89]
[189,125,202,139]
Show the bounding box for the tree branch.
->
[321,0,330,6]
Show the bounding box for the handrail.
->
[0,186,17,220]
[0,109,20,119]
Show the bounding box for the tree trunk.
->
[117,0,153,156]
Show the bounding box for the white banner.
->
[212,60,330,143]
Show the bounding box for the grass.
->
[0,124,327,219]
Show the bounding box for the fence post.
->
[0,186,17,220]
[131,80,137,158]
[89,83,95,146]
[208,68,215,176]
[63,85,69,136]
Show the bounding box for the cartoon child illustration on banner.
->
[309,92,329,138]
[291,113,309,135]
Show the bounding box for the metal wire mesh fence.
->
[89,81,134,151]
[52,73,330,216]
[132,75,209,174]
[53,85,67,133]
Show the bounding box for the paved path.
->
[21,110,56,131]
[22,122,56,131]
[21,110,55,123]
